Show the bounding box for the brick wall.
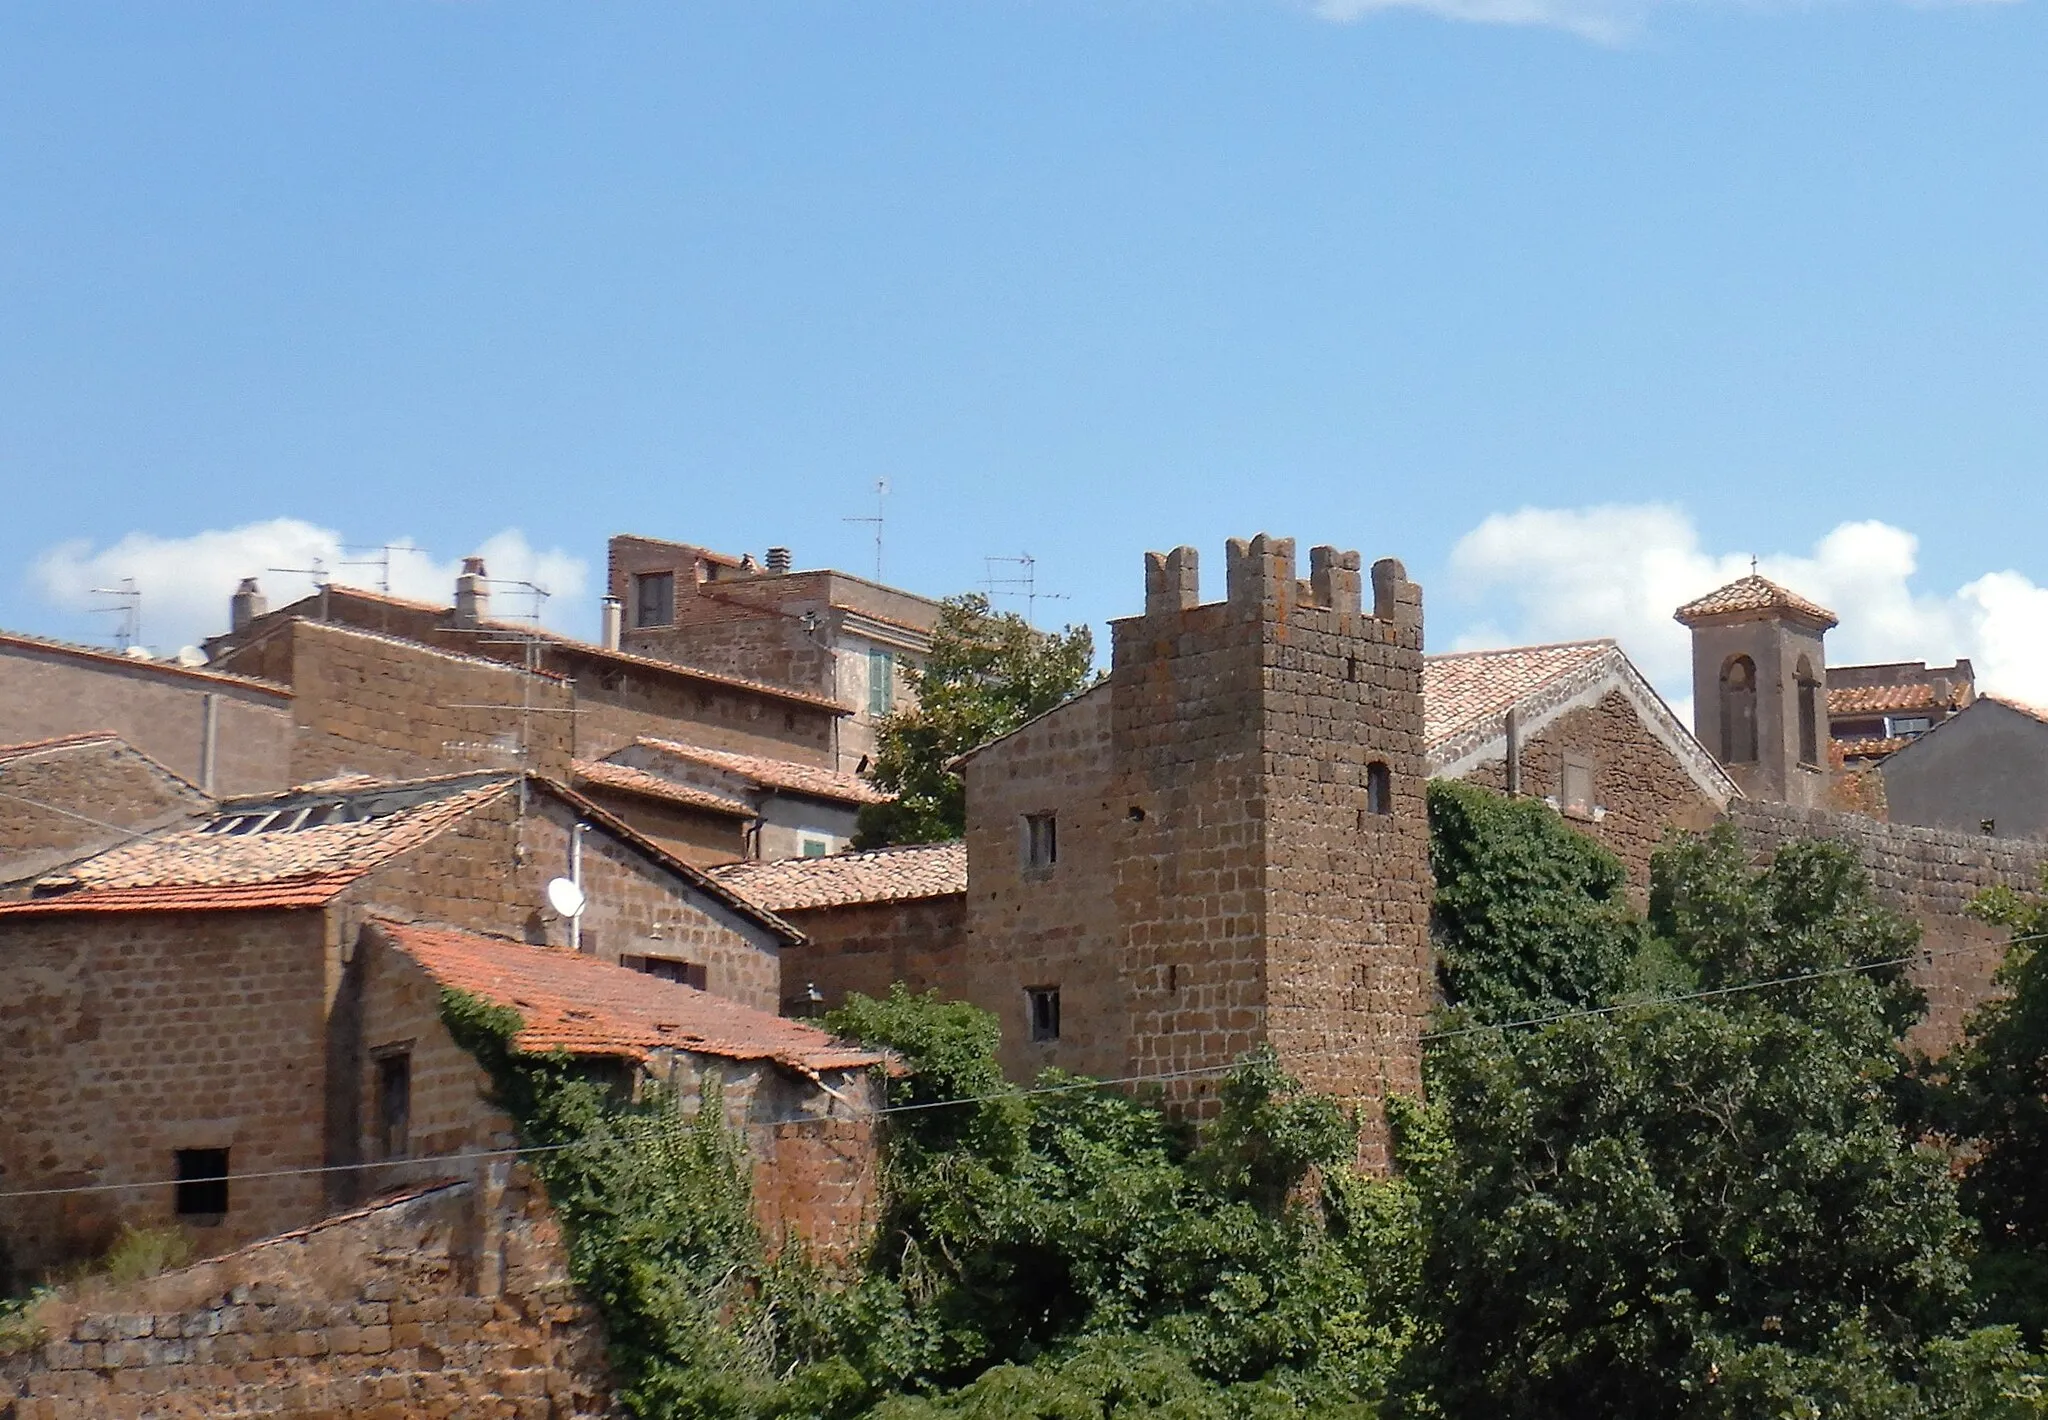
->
[1457,690,1725,890]
[0,740,211,892]
[0,911,333,1277]
[1730,801,2048,1052]
[0,637,291,797]
[345,787,786,1014]
[1,1173,616,1420]
[778,895,969,1015]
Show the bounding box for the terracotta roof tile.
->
[0,630,293,697]
[571,760,755,818]
[0,731,122,762]
[376,919,884,1072]
[1986,695,2048,725]
[1835,736,1913,761]
[634,739,890,805]
[39,778,509,893]
[1422,641,1616,750]
[1674,575,1838,629]
[711,841,966,912]
[1828,684,1947,716]
[0,877,357,917]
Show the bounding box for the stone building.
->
[0,629,293,796]
[0,733,213,895]
[600,737,889,861]
[606,534,941,773]
[1876,694,2048,841]
[1827,659,1976,768]
[0,769,813,1274]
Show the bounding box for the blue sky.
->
[4,0,2045,707]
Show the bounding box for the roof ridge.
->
[1424,638,1617,662]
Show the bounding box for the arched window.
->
[1796,655,1821,766]
[1720,656,1759,764]
[1365,761,1392,816]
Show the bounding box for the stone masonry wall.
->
[778,895,969,1018]
[0,740,212,893]
[570,786,749,869]
[345,787,784,1014]
[0,1174,617,1420]
[0,637,292,798]
[0,911,333,1277]
[962,686,1122,1082]
[1457,690,1725,891]
[1730,802,2048,1053]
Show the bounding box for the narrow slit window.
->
[377,1052,412,1160]
[1026,987,1061,1042]
[1796,657,1821,766]
[1023,812,1058,870]
[1365,762,1392,816]
[867,648,895,717]
[174,1148,230,1218]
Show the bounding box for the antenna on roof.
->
[268,558,332,589]
[1750,554,1759,576]
[338,543,427,594]
[88,578,142,651]
[843,479,888,581]
[982,553,1069,626]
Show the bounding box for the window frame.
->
[1026,986,1061,1043]
[375,1049,412,1161]
[1022,812,1058,874]
[174,1147,230,1220]
[867,647,895,718]
[634,571,676,629]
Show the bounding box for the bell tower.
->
[1675,574,1836,807]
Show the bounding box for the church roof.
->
[1673,575,1838,630]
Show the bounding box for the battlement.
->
[1138,533,1422,646]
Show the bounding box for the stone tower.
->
[1675,574,1837,808]
[1109,534,1431,1164]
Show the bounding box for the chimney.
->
[601,596,623,650]
[766,546,793,575]
[454,557,490,628]
[229,577,267,633]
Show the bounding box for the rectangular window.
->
[624,955,708,989]
[1023,812,1057,871]
[800,836,830,858]
[1026,987,1061,1042]
[1798,680,1820,765]
[1561,755,1596,819]
[377,1052,412,1160]
[635,571,675,628]
[1887,715,1933,738]
[174,1148,230,1218]
[867,648,894,717]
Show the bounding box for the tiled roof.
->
[0,879,357,917]
[571,760,755,818]
[1422,641,1616,750]
[711,841,967,912]
[376,919,885,1073]
[633,739,890,805]
[1836,736,1912,761]
[0,731,121,762]
[1828,684,1947,716]
[0,630,293,698]
[1986,695,2048,726]
[1673,575,1838,629]
[33,778,509,895]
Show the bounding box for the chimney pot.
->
[454,558,491,628]
[229,577,268,634]
[601,596,623,651]
[767,547,793,574]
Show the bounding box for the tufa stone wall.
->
[0,636,292,798]
[0,740,212,894]
[1456,689,1725,891]
[569,785,750,869]
[0,911,335,1278]
[1730,801,2048,1053]
[778,895,970,1019]
[0,1173,616,1420]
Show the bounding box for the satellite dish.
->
[546,877,586,919]
[176,646,207,667]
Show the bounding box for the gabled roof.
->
[0,730,125,762]
[375,919,883,1073]
[571,759,757,819]
[1673,575,1839,630]
[1425,639,1740,805]
[711,841,967,913]
[1982,694,2048,725]
[0,629,292,698]
[630,739,889,806]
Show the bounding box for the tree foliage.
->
[856,594,1097,847]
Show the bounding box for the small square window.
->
[1023,813,1057,871]
[635,571,675,628]
[175,1148,230,1218]
[1026,987,1061,1042]
[800,836,830,859]
[377,1052,411,1160]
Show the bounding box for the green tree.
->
[1401,827,1977,1419]
[1426,779,1645,1022]
[856,594,1097,847]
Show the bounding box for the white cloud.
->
[1447,502,2048,711]
[31,518,589,655]
[1304,0,2012,44]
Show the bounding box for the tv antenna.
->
[89,578,142,650]
[983,553,1068,626]
[844,479,888,581]
[339,543,427,594]
[268,557,332,588]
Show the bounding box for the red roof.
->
[0,731,122,762]
[571,759,756,818]
[1422,641,1615,750]
[375,919,884,1073]
[0,630,293,698]
[712,841,966,912]
[632,738,889,806]
[0,878,354,917]
[1828,683,1956,716]
[1674,575,1838,629]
